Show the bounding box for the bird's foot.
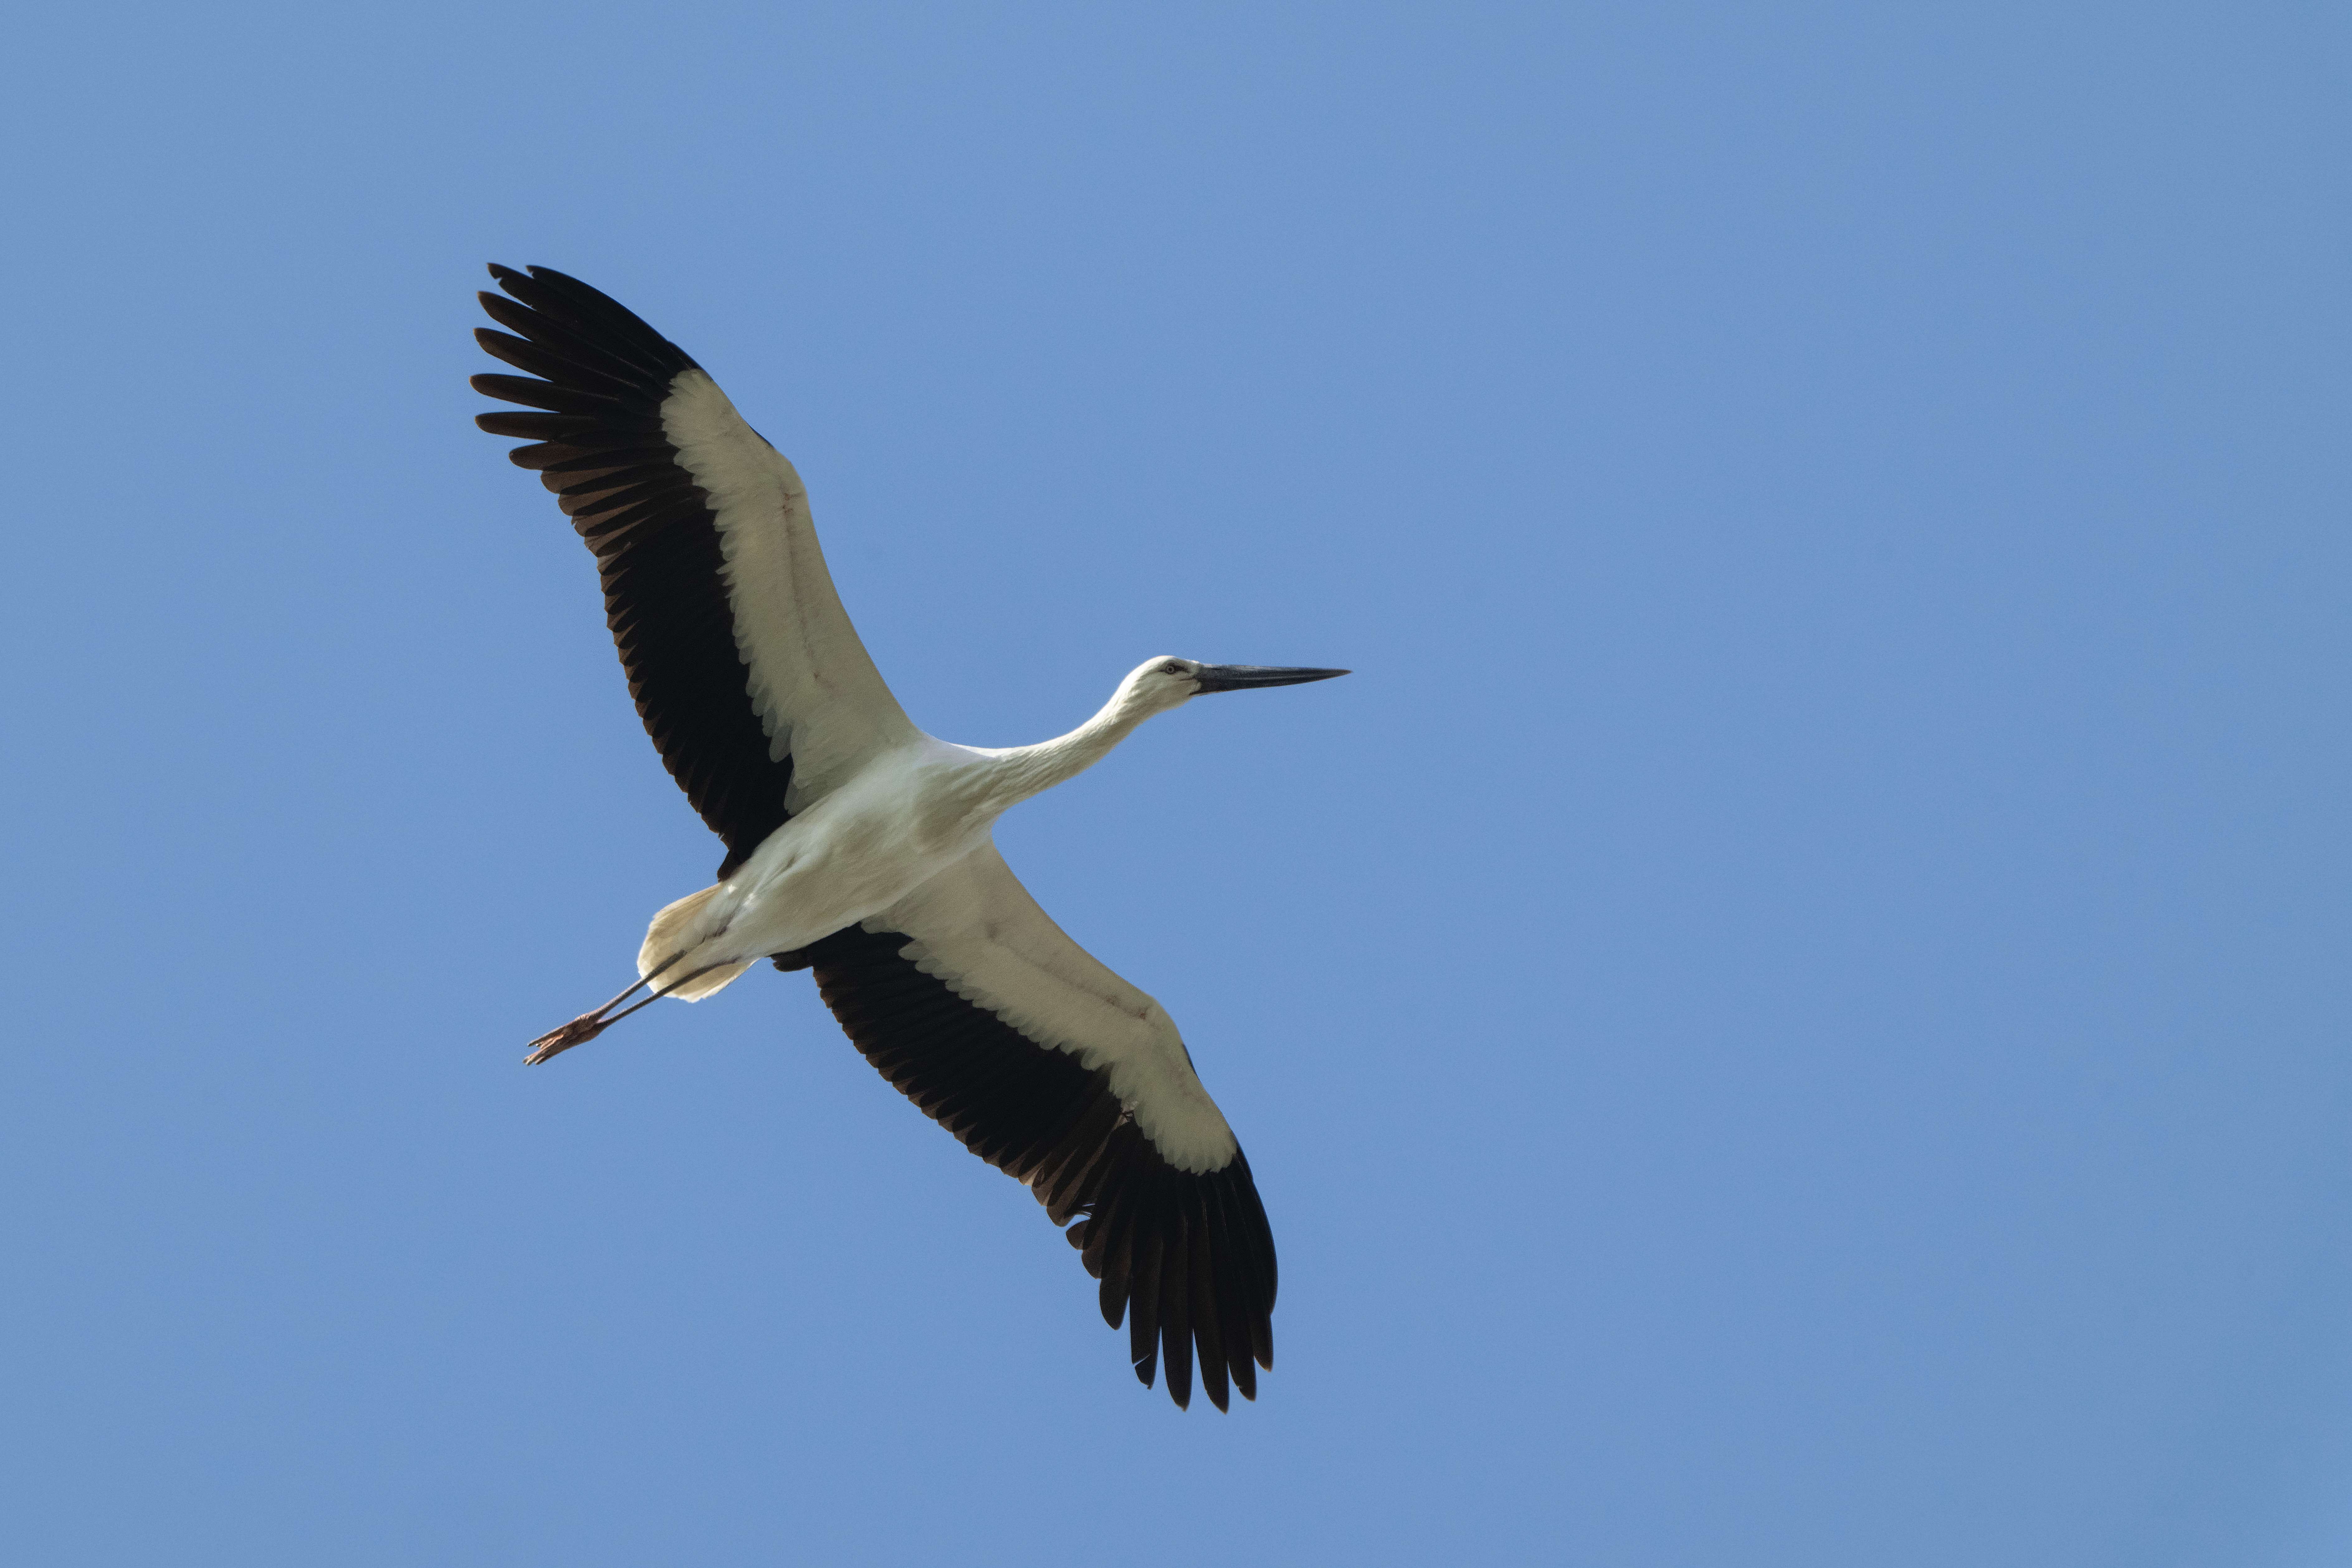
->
[524,1013,611,1065]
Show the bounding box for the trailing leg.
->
[521,952,702,1064]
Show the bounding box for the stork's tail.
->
[637,884,752,1002]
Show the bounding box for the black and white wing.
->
[472,264,918,879]
[804,843,1278,1411]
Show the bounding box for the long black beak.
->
[1192,665,1352,693]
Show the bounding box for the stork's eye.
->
[1162,662,1186,675]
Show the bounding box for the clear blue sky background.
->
[2,4,2345,1563]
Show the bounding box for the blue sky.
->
[2,3,2345,1563]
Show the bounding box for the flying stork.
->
[470,265,1346,1411]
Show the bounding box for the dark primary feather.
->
[809,922,1277,1411]
[471,263,793,880]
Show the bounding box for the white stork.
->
[471,265,1346,1411]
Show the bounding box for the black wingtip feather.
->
[1160,1213,1195,1411]
[1128,1228,1163,1388]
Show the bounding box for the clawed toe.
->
[524,1014,609,1065]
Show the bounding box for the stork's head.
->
[1117,655,1351,718]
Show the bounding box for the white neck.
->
[971,685,1158,816]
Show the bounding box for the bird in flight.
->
[471,265,1347,1411]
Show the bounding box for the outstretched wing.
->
[804,843,1278,1411]
[472,264,918,879]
